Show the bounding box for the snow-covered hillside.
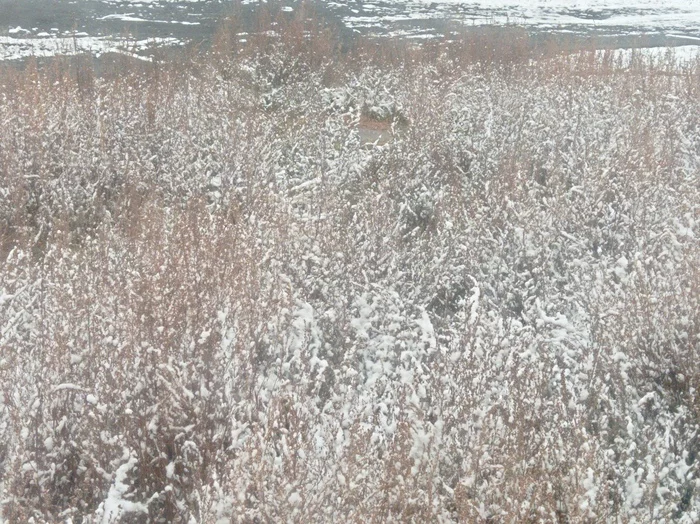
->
[0,30,699,522]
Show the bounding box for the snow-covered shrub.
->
[0,25,699,522]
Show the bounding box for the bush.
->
[0,17,699,522]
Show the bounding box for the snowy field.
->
[2,0,700,60]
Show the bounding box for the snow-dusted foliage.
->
[0,33,699,522]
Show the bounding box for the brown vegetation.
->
[0,9,699,523]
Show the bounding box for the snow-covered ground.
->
[0,0,218,61]
[610,44,700,64]
[2,0,700,61]
[0,33,181,61]
[336,0,700,34]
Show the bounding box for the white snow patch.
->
[97,451,148,523]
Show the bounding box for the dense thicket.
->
[0,20,699,523]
